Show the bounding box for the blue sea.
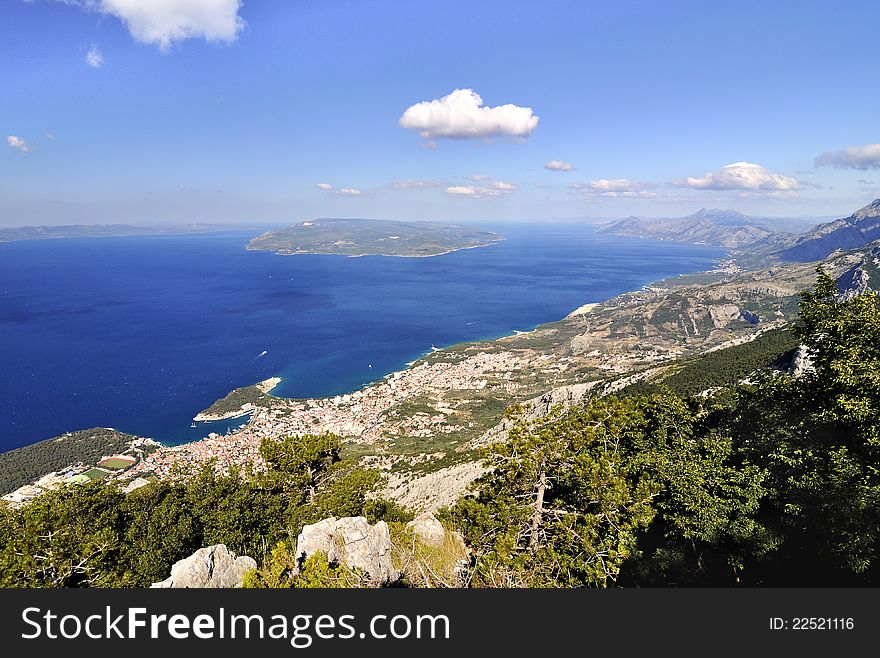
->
[0,223,724,452]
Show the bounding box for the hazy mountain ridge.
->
[0,224,257,243]
[777,199,880,262]
[599,208,816,249]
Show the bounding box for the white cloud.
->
[6,136,30,153]
[815,143,880,170]
[392,179,440,190]
[399,89,539,142]
[68,0,245,52]
[571,178,656,198]
[86,43,104,67]
[445,179,517,199]
[545,160,573,172]
[674,162,799,191]
[314,182,333,191]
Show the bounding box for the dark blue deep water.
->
[0,224,724,451]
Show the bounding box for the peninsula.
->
[246,218,503,257]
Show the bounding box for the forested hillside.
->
[0,429,141,495]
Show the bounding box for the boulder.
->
[295,516,396,586]
[405,512,447,547]
[151,544,256,588]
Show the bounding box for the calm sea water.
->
[0,224,723,451]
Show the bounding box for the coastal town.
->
[124,350,529,480]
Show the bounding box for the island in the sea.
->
[246,218,503,257]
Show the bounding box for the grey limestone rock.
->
[405,512,448,547]
[151,544,256,588]
[295,516,396,586]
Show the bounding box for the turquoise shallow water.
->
[0,223,724,451]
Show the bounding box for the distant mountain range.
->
[599,208,818,249]
[0,223,257,243]
[777,199,880,262]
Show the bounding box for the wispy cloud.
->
[545,160,573,172]
[85,43,104,67]
[399,89,539,144]
[571,178,656,198]
[673,162,799,192]
[445,179,517,199]
[392,179,441,190]
[314,182,333,191]
[6,135,31,153]
[815,143,880,170]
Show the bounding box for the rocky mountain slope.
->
[778,198,880,262]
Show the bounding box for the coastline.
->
[5,239,727,459]
[183,244,730,441]
[192,377,282,422]
[182,246,729,428]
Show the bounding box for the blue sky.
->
[2,0,879,226]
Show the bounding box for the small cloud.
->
[314,182,362,196]
[857,179,875,185]
[445,178,517,199]
[571,178,656,198]
[86,43,104,67]
[392,179,440,190]
[399,88,539,142]
[815,143,880,170]
[6,135,30,153]
[446,186,480,197]
[44,132,56,141]
[673,162,798,192]
[545,160,573,172]
[490,180,517,191]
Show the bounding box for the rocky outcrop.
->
[836,263,872,301]
[295,516,396,586]
[787,345,815,378]
[151,544,256,588]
